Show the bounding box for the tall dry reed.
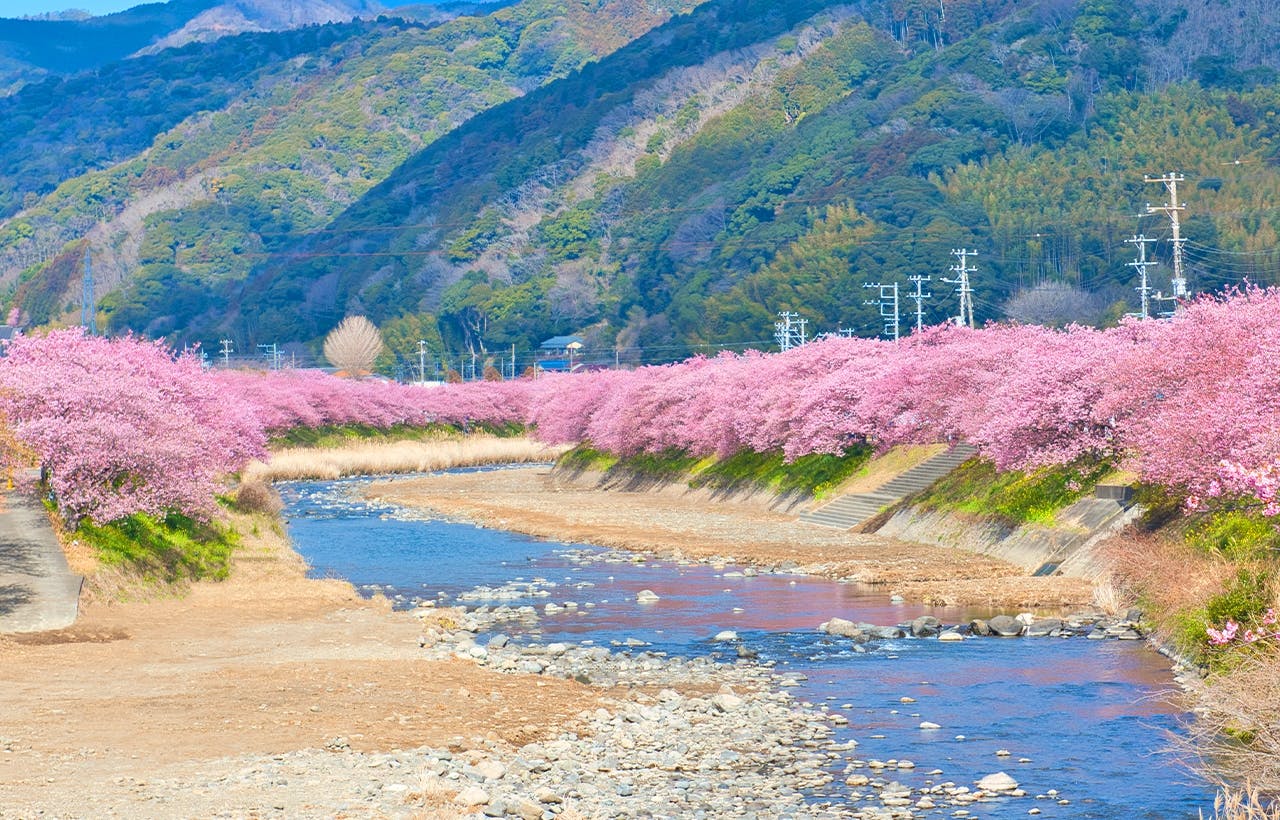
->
[1185,653,1280,804]
[244,435,566,482]
[1203,786,1280,820]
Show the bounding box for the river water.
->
[280,473,1214,818]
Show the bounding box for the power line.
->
[907,274,932,333]
[80,246,95,335]
[1145,172,1188,299]
[941,248,976,328]
[863,281,900,343]
[1125,235,1157,320]
[773,311,807,352]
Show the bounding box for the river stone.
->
[820,617,863,639]
[474,760,506,780]
[713,630,739,642]
[968,619,993,636]
[919,721,941,730]
[938,630,964,642]
[976,772,1019,792]
[869,626,906,640]
[987,615,1023,637]
[534,786,563,804]
[509,798,543,820]
[636,590,660,603]
[1024,619,1062,637]
[455,786,490,807]
[910,616,942,637]
[712,693,744,712]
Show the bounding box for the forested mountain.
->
[0,0,422,94]
[3,0,1280,370]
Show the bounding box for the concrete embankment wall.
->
[874,497,1143,582]
[548,464,813,514]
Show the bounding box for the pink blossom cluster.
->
[211,369,532,431]
[0,329,266,523]
[506,289,1280,509]
[1207,608,1279,646]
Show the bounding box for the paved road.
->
[0,486,81,633]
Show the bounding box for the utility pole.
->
[80,247,95,334]
[907,274,932,333]
[1145,172,1188,298]
[219,339,234,367]
[941,248,976,328]
[511,343,517,379]
[773,311,808,352]
[257,343,280,370]
[1125,235,1157,320]
[417,339,428,383]
[863,282,900,343]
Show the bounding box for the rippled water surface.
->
[280,473,1214,818]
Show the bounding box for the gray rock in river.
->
[869,625,906,640]
[1023,619,1062,638]
[969,618,993,636]
[987,615,1024,637]
[819,617,864,639]
[910,616,942,637]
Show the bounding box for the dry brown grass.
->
[1098,530,1235,641]
[245,435,567,482]
[1186,653,1280,805]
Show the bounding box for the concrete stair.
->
[799,443,978,530]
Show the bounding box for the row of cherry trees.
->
[519,286,1280,512]
[1,287,1276,524]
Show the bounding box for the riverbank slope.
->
[369,464,1097,610]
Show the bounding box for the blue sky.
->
[1,0,140,17]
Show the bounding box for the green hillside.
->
[4,0,1280,371]
[228,0,1280,363]
[0,0,701,334]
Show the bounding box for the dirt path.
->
[0,517,600,817]
[370,466,1096,610]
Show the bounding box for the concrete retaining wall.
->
[875,497,1144,581]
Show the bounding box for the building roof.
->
[540,335,585,350]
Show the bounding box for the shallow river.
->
[280,472,1214,818]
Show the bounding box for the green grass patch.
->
[1185,509,1280,562]
[690,446,874,497]
[614,449,703,481]
[559,444,873,497]
[558,446,620,473]
[916,456,1114,527]
[77,512,240,584]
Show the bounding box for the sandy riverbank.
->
[0,514,603,817]
[368,465,1097,610]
